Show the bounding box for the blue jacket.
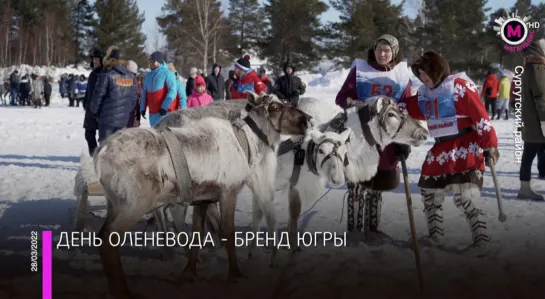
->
[76,81,87,98]
[140,62,177,121]
[90,60,138,128]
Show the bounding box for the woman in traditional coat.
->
[399,51,499,255]
[335,34,412,236]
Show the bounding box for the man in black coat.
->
[9,70,20,105]
[185,67,197,96]
[43,78,52,106]
[206,63,225,101]
[82,48,104,155]
[273,61,306,107]
[90,45,137,143]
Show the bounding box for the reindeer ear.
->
[340,128,352,144]
[246,91,260,106]
[309,129,324,144]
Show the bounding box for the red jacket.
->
[230,70,266,99]
[481,74,499,99]
[400,77,498,177]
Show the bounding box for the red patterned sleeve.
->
[398,94,426,120]
[456,78,498,149]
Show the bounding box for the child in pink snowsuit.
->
[187,75,213,108]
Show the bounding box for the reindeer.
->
[156,96,429,257]
[249,95,429,255]
[267,128,352,254]
[92,91,312,298]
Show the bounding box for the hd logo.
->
[493,10,540,52]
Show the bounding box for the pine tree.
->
[413,0,489,77]
[94,0,147,66]
[228,0,266,56]
[325,0,405,68]
[71,0,97,65]
[259,0,328,72]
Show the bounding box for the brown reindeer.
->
[92,91,312,298]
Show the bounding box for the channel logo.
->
[493,10,540,52]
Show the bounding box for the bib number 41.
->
[371,84,393,97]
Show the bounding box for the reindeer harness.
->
[160,102,278,206]
[277,112,349,187]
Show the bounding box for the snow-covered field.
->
[1,80,545,299]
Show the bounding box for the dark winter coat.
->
[90,59,137,128]
[19,75,31,99]
[59,76,67,95]
[225,70,236,99]
[521,52,545,143]
[68,78,77,98]
[10,72,20,87]
[127,78,142,128]
[186,76,195,97]
[206,64,225,101]
[273,63,306,106]
[83,66,103,130]
[44,81,52,97]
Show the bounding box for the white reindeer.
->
[296,95,429,184]
[91,92,312,299]
[268,128,352,254]
[253,96,429,255]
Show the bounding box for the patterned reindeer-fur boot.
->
[452,183,490,255]
[346,182,365,232]
[421,188,446,247]
[421,183,490,256]
[363,189,383,233]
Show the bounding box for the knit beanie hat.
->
[375,34,399,59]
[149,51,163,63]
[235,57,251,71]
[195,75,205,87]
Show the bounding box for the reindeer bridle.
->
[306,137,349,175]
[242,99,286,147]
[357,100,405,148]
[316,139,347,169]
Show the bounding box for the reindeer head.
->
[246,91,312,136]
[358,96,429,147]
[307,128,351,187]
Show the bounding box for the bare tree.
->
[148,23,165,53]
[181,0,223,72]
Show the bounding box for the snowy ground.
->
[1,85,545,299]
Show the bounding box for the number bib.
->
[354,59,411,102]
[417,73,475,138]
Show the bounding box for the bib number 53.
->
[371,84,393,97]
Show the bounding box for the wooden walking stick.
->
[487,157,507,222]
[400,157,425,294]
